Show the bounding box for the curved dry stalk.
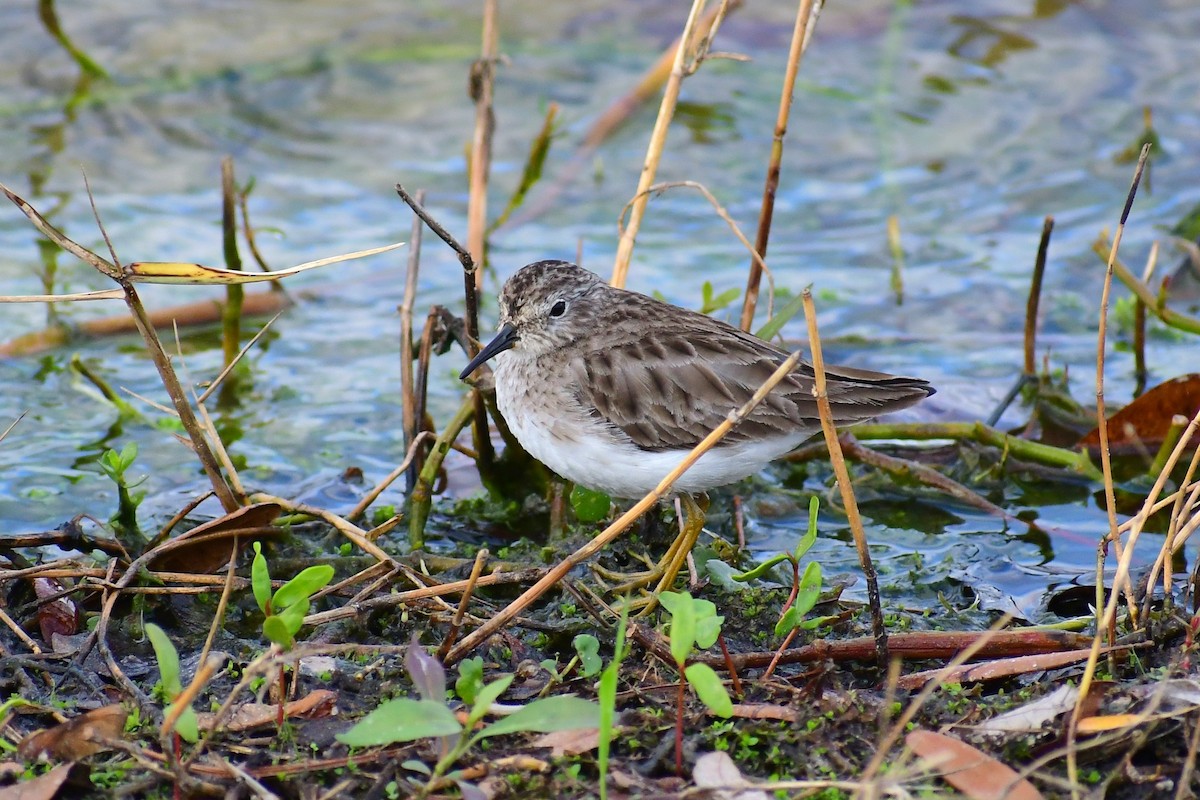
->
[1070,142,1151,797]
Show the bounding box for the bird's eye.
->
[549,300,568,318]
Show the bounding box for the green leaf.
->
[476,696,600,739]
[272,564,335,610]
[466,674,515,729]
[794,496,819,559]
[694,613,723,651]
[278,598,310,639]
[573,634,601,677]
[731,553,791,582]
[661,591,696,666]
[145,623,181,696]
[337,698,462,747]
[598,606,628,800]
[774,563,822,637]
[754,290,807,341]
[262,614,295,649]
[684,663,732,717]
[569,485,610,523]
[171,704,199,743]
[456,657,484,705]
[251,542,271,614]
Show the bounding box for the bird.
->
[460,260,933,602]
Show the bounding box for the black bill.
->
[459,323,518,380]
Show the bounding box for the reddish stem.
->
[675,675,686,776]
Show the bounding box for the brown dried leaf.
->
[907,729,1044,800]
[0,762,85,800]
[31,578,78,642]
[1079,373,1200,453]
[147,502,282,573]
[196,689,337,732]
[530,728,601,757]
[18,706,127,762]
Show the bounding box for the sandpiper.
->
[460,260,933,597]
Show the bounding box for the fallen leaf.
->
[977,685,1079,734]
[906,729,1044,800]
[530,727,600,757]
[1079,374,1200,454]
[147,502,283,573]
[18,706,127,762]
[0,762,88,800]
[32,578,78,642]
[692,752,769,800]
[196,689,337,732]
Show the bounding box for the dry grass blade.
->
[124,242,403,284]
[0,288,125,303]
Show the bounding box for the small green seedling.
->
[539,633,603,689]
[659,590,732,775]
[251,542,333,650]
[734,496,826,635]
[145,623,198,746]
[98,443,145,547]
[340,643,600,799]
[251,543,334,725]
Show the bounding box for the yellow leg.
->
[591,494,709,614]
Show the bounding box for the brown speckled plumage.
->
[460,260,933,498]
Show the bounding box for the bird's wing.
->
[569,315,931,452]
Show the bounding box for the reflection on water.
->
[1,0,1198,619]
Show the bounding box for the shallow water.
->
[1,0,1197,621]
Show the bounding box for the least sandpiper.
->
[460,260,933,595]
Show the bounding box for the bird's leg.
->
[591,494,709,612]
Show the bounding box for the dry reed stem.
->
[1025,215,1055,375]
[400,190,426,494]
[437,548,489,661]
[467,0,498,287]
[1132,241,1160,392]
[1092,234,1200,334]
[198,536,240,668]
[0,181,239,510]
[1070,142,1151,796]
[610,0,713,289]
[1138,408,1200,618]
[800,289,887,665]
[348,430,433,522]
[738,0,822,331]
[444,345,806,663]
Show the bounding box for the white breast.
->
[492,352,805,498]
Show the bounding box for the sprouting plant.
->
[659,590,732,775]
[98,442,145,547]
[339,640,600,799]
[698,280,741,315]
[145,623,198,748]
[733,496,826,665]
[539,633,602,689]
[251,542,334,725]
